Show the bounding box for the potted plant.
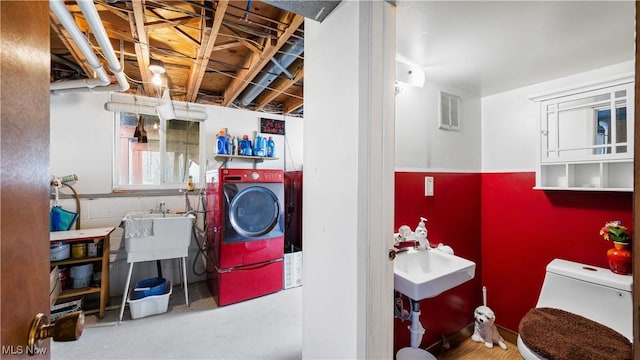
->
[600,220,632,275]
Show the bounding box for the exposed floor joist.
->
[129,1,156,97]
[221,12,304,106]
[185,0,229,102]
[49,0,306,116]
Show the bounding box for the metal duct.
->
[262,0,341,22]
[236,38,304,106]
[49,0,129,93]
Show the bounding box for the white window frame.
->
[113,111,206,191]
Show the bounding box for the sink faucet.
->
[151,201,169,216]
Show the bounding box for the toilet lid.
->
[519,307,631,360]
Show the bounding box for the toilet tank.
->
[536,259,632,340]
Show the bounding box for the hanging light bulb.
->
[149,59,166,87]
[152,73,162,86]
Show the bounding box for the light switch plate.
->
[425,176,434,196]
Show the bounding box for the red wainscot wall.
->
[480,172,633,333]
[394,172,483,352]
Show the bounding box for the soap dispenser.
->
[415,217,428,249]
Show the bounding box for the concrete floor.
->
[52,282,303,359]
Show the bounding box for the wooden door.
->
[635,2,639,359]
[1,2,52,358]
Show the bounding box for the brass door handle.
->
[28,312,84,351]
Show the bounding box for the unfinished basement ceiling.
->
[49,0,308,115]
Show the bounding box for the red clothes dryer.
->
[206,168,284,306]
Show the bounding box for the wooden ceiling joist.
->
[184,0,229,103]
[211,41,243,52]
[129,1,155,96]
[221,13,304,107]
[283,97,303,115]
[145,15,194,30]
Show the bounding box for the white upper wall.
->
[395,81,481,172]
[481,60,634,172]
[50,92,114,193]
[50,92,304,194]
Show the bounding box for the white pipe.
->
[49,0,109,85]
[104,102,207,121]
[50,78,109,91]
[49,0,129,93]
[51,84,128,94]
[409,310,425,348]
[77,0,128,91]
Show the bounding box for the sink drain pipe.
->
[408,300,426,348]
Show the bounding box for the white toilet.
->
[517,259,632,360]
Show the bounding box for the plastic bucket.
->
[50,243,70,261]
[70,263,93,288]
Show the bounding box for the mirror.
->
[541,82,631,162]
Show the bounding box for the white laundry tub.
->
[122,213,195,263]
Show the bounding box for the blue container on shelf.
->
[216,130,228,155]
[266,136,275,157]
[253,135,266,156]
[132,277,168,300]
[239,135,253,156]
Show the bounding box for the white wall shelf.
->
[535,161,633,192]
[215,154,280,168]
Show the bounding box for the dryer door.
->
[227,185,280,242]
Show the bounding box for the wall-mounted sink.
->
[394,248,476,301]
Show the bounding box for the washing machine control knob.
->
[251,172,260,180]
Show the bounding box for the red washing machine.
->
[206,168,284,306]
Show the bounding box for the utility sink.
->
[122,212,195,263]
[394,248,476,301]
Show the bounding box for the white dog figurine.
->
[471,305,507,350]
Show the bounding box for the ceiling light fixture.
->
[152,73,162,86]
[149,59,165,87]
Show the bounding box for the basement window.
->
[439,91,461,130]
[114,112,203,190]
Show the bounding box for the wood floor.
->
[437,338,522,360]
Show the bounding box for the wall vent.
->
[439,91,461,130]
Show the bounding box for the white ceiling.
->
[396,1,635,97]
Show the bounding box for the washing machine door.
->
[227,186,280,242]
